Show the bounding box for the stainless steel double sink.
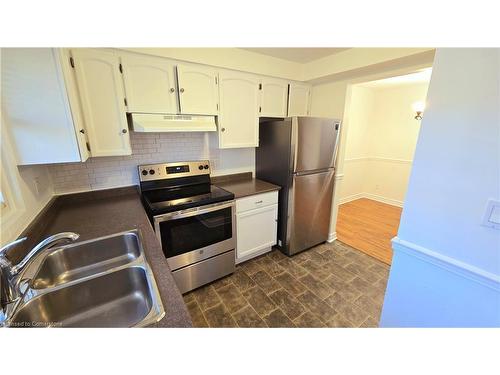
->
[9,230,165,327]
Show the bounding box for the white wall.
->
[48,131,255,194]
[381,48,500,327]
[1,114,54,245]
[339,82,429,207]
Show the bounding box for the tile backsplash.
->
[48,132,255,194]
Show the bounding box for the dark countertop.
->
[14,186,192,328]
[212,172,281,199]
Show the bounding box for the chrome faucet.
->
[0,232,79,324]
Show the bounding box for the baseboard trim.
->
[338,193,365,205]
[338,193,403,207]
[363,193,404,207]
[392,237,500,291]
[327,232,337,243]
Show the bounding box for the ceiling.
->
[241,48,350,63]
[357,68,433,89]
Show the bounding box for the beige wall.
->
[337,86,373,201]
[310,81,348,118]
[339,82,429,206]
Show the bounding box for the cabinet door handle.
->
[170,88,175,93]
[180,88,185,93]
[221,128,226,132]
[122,129,128,134]
[255,200,263,204]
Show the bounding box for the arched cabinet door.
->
[288,82,311,116]
[218,71,260,148]
[121,54,178,114]
[260,77,289,118]
[71,49,131,156]
[176,64,219,115]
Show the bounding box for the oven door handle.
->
[153,200,235,224]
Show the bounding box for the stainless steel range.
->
[139,161,236,294]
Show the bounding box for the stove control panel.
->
[138,160,211,182]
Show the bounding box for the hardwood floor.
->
[336,198,402,265]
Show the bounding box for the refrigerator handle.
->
[294,168,334,177]
[291,117,298,174]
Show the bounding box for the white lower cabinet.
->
[235,191,278,264]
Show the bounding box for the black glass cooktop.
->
[142,183,234,215]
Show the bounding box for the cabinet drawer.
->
[236,191,278,213]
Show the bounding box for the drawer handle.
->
[255,200,263,204]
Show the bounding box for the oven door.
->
[153,201,236,271]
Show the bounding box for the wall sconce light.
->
[412,101,425,120]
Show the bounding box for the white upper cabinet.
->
[218,71,260,148]
[1,48,88,165]
[288,82,311,116]
[121,54,177,114]
[260,77,289,118]
[176,64,219,115]
[71,49,131,157]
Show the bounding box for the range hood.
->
[129,113,217,133]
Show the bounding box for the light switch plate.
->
[482,199,500,230]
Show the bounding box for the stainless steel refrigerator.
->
[256,116,341,256]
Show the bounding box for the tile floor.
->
[183,240,390,328]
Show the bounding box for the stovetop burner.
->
[138,160,234,216]
[142,183,234,214]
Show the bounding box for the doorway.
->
[335,69,431,264]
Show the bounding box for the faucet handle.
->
[0,237,27,258]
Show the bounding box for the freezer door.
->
[287,169,335,255]
[292,117,340,173]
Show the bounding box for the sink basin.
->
[8,230,165,328]
[32,231,141,289]
[11,267,157,327]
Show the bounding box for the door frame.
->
[324,62,434,243]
